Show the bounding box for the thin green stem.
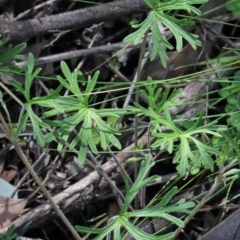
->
[0,81,24,107]
[134,31,148,209]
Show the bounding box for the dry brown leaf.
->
[0,196,28,229]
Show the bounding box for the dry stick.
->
[204,22,240,55]
[0,113,82,240]
[86,152,127,208]
[0,0,147,41]
[10,152,49,198]
[14,0,58,20]
[76,22,104,71]
[16,42,139,67]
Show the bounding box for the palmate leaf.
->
[150,10,173,56]
[9,53,54,143]
[173,137,198,176]
[42,96,81,117]
[9,53,122,167]
[10,54,41,102]
[123,0,206,67]
[78,143,88,165]
[58,61,100,104]
[56,109,88,150]
[154,106,226,176]
[0,225,17,240]
[141,77,162,109]
[25,54,42,101]
[47,106,123,165]
[153,120,224,176]
[39,64,124,165]
[161,130,218,176]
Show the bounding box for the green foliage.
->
[0,226,17,240]
[152,113,226,176]
[10,54,49,146]
[10,54,124,165]
[75,154,195,239]
[130,77,227,176]
[0,38,26,74]
[123,0,206,67]
[218,70,240,131]
[226,0,240,17]
[0,1,239,239]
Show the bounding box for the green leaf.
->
[123,0,205,67]
[78,142,88,165]
[26,53,34,77]
[25,54,42,101]
[76,219,116,239]
[27,106,49,146]
[85,71,100,103]
[9,79,25,96]
[16,112,28,137]
[58,61,85,101]
[226,0,240,17]
[123,14,152,45]
[0,225,17,240]
[0,42,26,64]
[0,38,9,47]
[121,154,156,213]
[121,218,173,240]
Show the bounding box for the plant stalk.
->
[13,139,82,240]
[0,112,82,240]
